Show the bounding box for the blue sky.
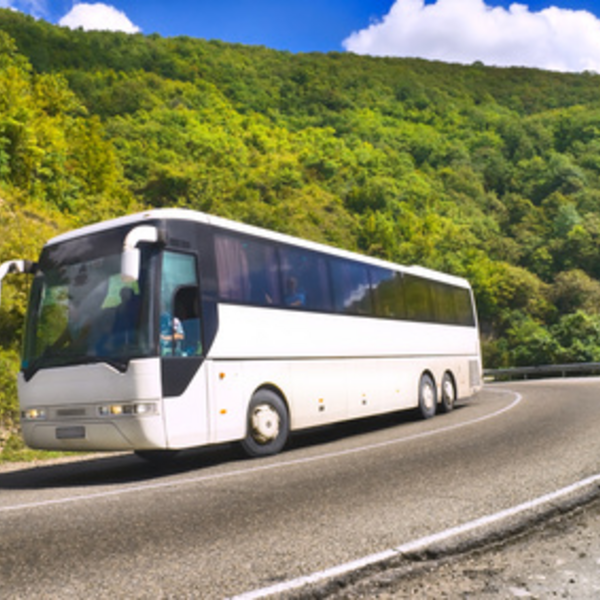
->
[4,1,600,71]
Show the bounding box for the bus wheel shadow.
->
[286,403,466,452]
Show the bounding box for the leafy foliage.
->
[2,10,600,451]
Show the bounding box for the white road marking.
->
[0,388,521,514]
[233,408,600,599]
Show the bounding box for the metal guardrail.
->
[484,362,600,382]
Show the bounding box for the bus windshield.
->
[22,243,154,374]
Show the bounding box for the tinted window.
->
[215,234,280,306]
[404,275,434,322]
[430,281,456,324]
[213,231,475,326]
[279,246,332,311]
[428,281,475,326]
[370,267,406,319]
[453,287,476,326]
[331,260,372,315]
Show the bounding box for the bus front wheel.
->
[241,389,289,457]
[418,373,437,419]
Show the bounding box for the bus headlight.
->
[97,403,158,417]
[21,408,47,421]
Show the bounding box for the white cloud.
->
[343,0,600,73]
[1,0,47,16]
[59,2,140,34]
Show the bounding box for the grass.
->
[0,432,78,464]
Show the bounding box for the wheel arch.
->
[442,368,456,389]
[420,369,437,390]
[251,383,289,415]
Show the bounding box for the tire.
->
[418,373,437,419]
[240,389,289,457]
[440,372,456,413]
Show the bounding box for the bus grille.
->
[55,408,88,418]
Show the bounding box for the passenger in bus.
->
[160,311,184,356]
[284,277,306,307]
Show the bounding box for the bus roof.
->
[46,208,471,289]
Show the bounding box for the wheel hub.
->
[443,379,454,401]
[250,405,280,444]
[422,383,435,411]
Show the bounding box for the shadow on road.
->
[0,404,467,491]
[0,443,243,490]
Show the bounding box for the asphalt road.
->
[1,378,600,599]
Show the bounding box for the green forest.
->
[2,10,600,454]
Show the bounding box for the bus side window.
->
[161,252,201,357]
[404,274,434,322]
[370,268,406,319]
[455,288,476,326]
[174,285,202,356]
[331,259,372,315]
[279,247,332,311]
[215,233,280,306]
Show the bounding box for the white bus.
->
[0,208,482,458]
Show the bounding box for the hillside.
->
[2,10,600,445]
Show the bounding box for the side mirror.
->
[120,225,161,282]
[120,248,141,283]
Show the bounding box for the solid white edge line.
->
[0,387,521,514]
[233,462,600,600]
[229,389,597,600]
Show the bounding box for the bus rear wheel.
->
[440,372,456,413]
[241,390,289,457]
[418,373,437,419]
